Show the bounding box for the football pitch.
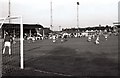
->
[1,34,119,76]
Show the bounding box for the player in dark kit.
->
[2,32,13,55]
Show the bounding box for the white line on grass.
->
[26,67,72,76]
[34,69,72,76]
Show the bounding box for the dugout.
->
[1,23,44,38]
[113,22,120,32]
[113,22,120,28]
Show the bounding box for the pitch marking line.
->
[26,67,72,76]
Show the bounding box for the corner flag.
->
[77,2,79,5]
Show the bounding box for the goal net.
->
[0,16,24,71]
[0,31,2,78]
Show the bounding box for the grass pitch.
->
[2,34,119,76]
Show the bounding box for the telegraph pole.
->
[77,2,79,28]
[8,0,11,23]
[50,0,53,31]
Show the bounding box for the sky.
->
[0,0,119,31]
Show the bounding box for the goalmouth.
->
[0,16,24,69]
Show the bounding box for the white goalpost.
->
[0,16,24,69]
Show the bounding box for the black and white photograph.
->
[0,0,120,77]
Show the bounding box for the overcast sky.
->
[0,0,119,31]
